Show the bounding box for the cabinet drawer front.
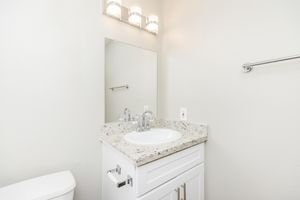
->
[136,144,204,197]
[137,164,204,200]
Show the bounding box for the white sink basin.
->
[124,128,182,145]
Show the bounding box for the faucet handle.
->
[118,113,126,122]
[145,112,154,121]
[148,114,155,121]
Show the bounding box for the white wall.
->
[105,40,157,122]
[159,0,300,200]
[0,0,160,199]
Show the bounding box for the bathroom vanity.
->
[103,38,207,200]
[100,119,207,200]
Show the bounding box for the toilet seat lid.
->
[0,171,76,200]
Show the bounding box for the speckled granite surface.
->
[100,119,208,166]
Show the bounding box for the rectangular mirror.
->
[105,38,157,122]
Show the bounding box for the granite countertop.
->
[100,119,208,166]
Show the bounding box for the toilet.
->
[0,171,76,200]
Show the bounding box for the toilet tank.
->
[0,171,76,200]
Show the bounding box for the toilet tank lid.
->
[0,171,76,200]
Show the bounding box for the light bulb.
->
[106,0,122,19]
[146,15,158,34]
[128,6,142,27]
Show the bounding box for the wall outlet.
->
[144,105,149,112]
[180,107,187,121]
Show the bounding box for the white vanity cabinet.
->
[102,143,205,200]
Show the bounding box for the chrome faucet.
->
[137,110,153,132]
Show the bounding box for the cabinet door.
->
[184,163,204,200]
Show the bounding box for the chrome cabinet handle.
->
[176,188,180,200]
[176,183,187,200]
[182,183,186,200]
[177,183,186,200]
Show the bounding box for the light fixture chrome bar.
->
[243,54,300,73]
[109,84,129,91]
[103,4,158,35]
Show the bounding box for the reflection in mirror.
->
[105,39,157,123]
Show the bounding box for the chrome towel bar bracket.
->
[242,54,300,73]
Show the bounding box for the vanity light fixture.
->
[103,0,159,35]
[146,15,159,34]
[128,6,142,27]
[106,0,122,19]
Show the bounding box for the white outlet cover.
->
[180,107,187,121]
